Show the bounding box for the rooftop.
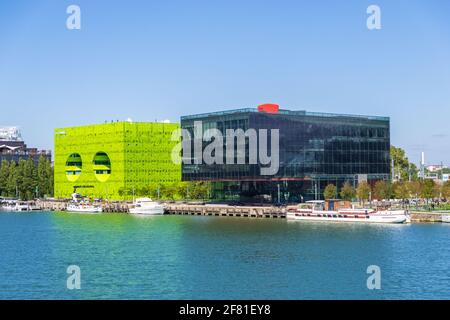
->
[0,127,22,141]
[181,107,390,122]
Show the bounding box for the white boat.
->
[1,201,35,212]
[129,198,164,216]
[66,203,103,213]
[287,201,407,224]
[66,193,103,214]
[442,215,450,223]
[15,202,32,212]
[1,201,18,212]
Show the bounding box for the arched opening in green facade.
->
[93,152,111,182]
[65,153,82,182]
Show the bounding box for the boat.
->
[1,200,38,212]
[66,193,103,214]
[442,214,450,223]
[129,198,164,216]
[15,201,32,212]
[1,200,18,212]
[287,201,407,224]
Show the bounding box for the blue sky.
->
[0,0,449,165]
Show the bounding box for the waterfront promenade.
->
[28,199,450,223]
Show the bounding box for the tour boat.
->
[287,201,407,224]
[129,198,164,216]
[66,193,103,214]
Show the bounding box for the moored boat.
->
[129,198,164,216]
[287,201,407,224]
[66,193,103,214]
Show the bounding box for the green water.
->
[0,212,449,300]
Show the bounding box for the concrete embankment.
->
[410,211,449,223]
[28,200,450,224]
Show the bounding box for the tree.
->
[373,180,391,200]
[393,181,409,200]
[0,158,53,199]
[390,146,418,181]
[189,181,210,200]
[340,181,355,201]
[323,184,337,200]
[407,180,422,199]
[0,160,10,196]
[6,161,18,198]
[356,181,371,205]
[37,155,53,198]
[442,181,450,200]
[421,179,437,200]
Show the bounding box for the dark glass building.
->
[181,106,390,203]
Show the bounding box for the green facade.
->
[54,121,180,200]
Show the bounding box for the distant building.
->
[0,127,51,165]
[426,164,448,172]
[54,122,181,200]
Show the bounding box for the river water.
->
[0,212,448,299]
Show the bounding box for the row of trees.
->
[0,156,54,200]
[118,181,211,201]
[323,179,450,203]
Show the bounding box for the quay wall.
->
[23,201,450,224]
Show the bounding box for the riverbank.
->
[2,199,448,224]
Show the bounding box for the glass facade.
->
[181,108,390,202]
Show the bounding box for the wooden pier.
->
[164,204,286,219]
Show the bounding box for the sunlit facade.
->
[54,121,180,200]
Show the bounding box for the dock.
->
[11,200,450,224]
[164,204,287,219]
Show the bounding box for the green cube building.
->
[54,121,181,200]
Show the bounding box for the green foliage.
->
[407,180,422,198]
[390,146,419,181]
[0,156,53,200]
[323,184,337,200]
[339,181,356,201]
[442,181,450,200]
[119,181,211,201]
[421,179,437,199]
[356,181,371,203]
[392,181,409,200]
[373,180,391,200]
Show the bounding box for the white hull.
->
[67,205,102,214]
[442,215,450,223]
[287,210,407,224]
[129,198,164,216]
[129,207,164,215]
[1,204,41,212]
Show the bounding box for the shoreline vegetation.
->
[0,156,53,200]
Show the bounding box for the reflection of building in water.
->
[0,126,51,165]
